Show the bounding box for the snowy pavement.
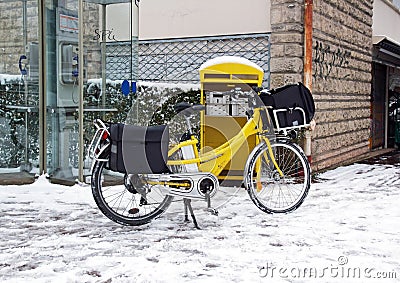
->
[1,162,400,282]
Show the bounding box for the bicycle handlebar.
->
[174,102,205,117]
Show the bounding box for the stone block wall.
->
[270,0,304,86]
[270,0,373,171]
[312,0,373,170]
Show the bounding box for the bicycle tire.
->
[244,141,311,213]
[91,157,173,226]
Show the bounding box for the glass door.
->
[43,0,80,184]
[0,0,39,183]
[0,0,139,184]
[79,0,138,182]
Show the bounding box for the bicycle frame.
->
[88,106,283,185]
[167,107,283,178]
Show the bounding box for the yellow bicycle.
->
[88,86,311,227]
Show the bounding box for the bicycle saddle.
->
[174,102,205,116]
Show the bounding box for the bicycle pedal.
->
[207,208,219,216]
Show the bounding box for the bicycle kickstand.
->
[205,192,218,216]
[183,198,200,229]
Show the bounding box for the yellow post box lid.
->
[199,56,264,85]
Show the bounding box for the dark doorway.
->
[371,63,386,149]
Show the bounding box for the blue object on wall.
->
[121,79,130,96]
[19,55,28,76]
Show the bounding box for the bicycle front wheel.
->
[91,158,173,226]
[245,141,311,213]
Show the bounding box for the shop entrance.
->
[371,64,400,150]
[371,62,386,149]
[372,37,400,151]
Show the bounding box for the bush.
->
[0,76,200,170]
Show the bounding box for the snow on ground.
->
[1,163,400,283]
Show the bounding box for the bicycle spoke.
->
[91,161,173,225]
[247,142,310,213]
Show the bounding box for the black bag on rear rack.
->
[260,82,315,129]
[107,123,170,174]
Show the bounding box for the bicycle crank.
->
[154,172,219,200]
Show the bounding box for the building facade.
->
[137,0,378,170]
[0,0,398,184]
[269,0,373,170]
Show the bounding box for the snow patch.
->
[0,73,22,84]
[86,79,200,92]
[0,163,399,282]
[199,56,263,72]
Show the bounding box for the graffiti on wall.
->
[313,41,351,79]
[93,29,118,41]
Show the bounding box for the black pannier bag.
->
[108,123,170,174]
[260,82,315,129]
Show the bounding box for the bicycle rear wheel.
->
[91,157,173,226]
[244,141,311,213]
